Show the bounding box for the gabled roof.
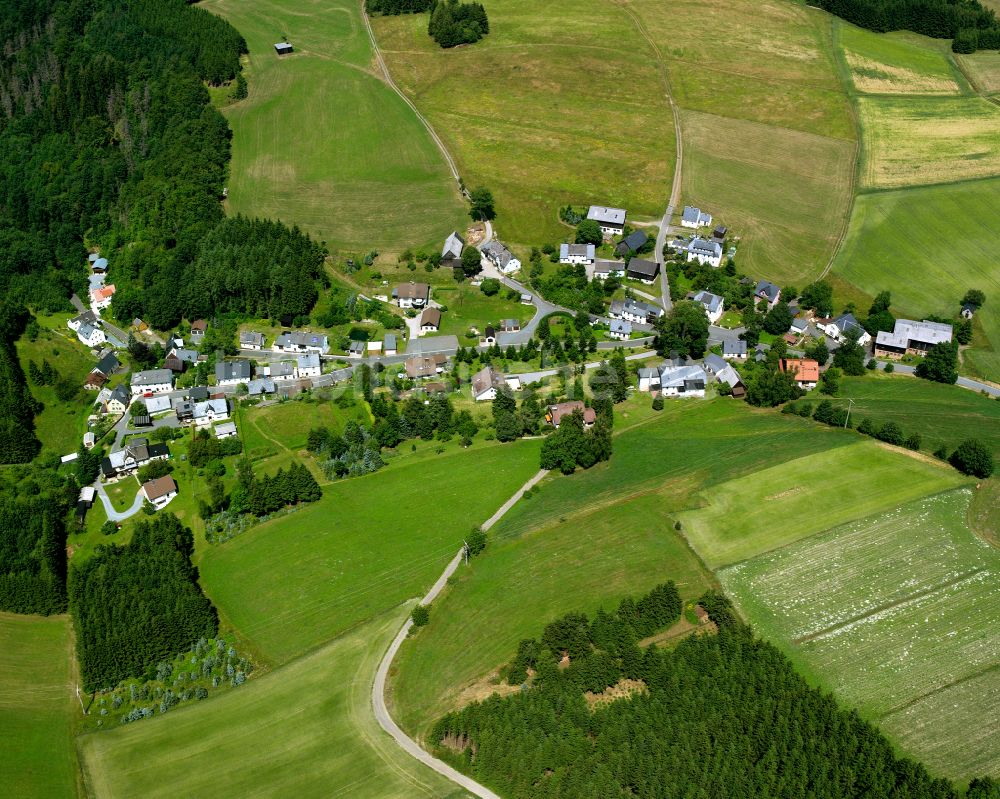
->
[93,352,120,376]
[442,231,465,260]
[627,258,659,278]
[681,206,711,226]
[703,353,727,373]
[594,259,624,275]
[587,206,626,225]
[560,243,596,259]
[248,378,275,395]
[875,319,953,349]
[692,290,723,314]
[659,364,707,389]
[109,384,130,404]
[215,360,251,381]
[755,280,781,302]
[610,319,632,335]
[240,331,266,347]
[131,369,173,386]
[616,230,648,253]
[547,400,596,426]
[384,333,398,350]
[780,358,820,383]
[471,366,506,397]
[142,475,177,501]
[420,307,442,327]
[722,339,747,357]
[297,353,321,369]
[689,237,722,258]
[394,282,430,300]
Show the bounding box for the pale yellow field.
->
[845,53,960,94]
[957,51,1000,94]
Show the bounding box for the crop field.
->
[719,489,1000,779]
[201,0,466,252]
[958,50,1000,94]
[678,109,854,285]
[831,178,1000,381]
[856,96,1000,188]
[371,0,675,246]
[0,613,77,799]
[678,440,966,568]
[837,23,964,95]
[79,610,467,799]
[200,439,541,664]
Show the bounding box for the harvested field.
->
[958,50,1000,94]
[838,24,963,95]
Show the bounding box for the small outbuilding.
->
[274,42,293,55]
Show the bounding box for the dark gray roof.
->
[755,280,780,302]
[616,230,648,253]
[93,353,120,376]
[215,360,251,381]
[627,258,659,278]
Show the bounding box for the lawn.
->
[78,609,467,799]
[836,22,965,95]
[0,613,77,799]
[199,438,542,664]
[390,490,717,737]
[856,96,1000,188]
[200,0,467,253]
[371,0,675,247]
[432,284,534,338]
[831,178,1000,381]
[677,439,968,568]
[678,109,854,286]
[719,488,1000,780]
[245,395,373,452]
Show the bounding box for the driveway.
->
[95,480,144,522]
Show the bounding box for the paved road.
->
[371,469,548,799]
[517,349,656,384]
[95,480,144,521]
[876,361,1000,397]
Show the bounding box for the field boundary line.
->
[877,661,1000,720]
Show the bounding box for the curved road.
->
[95,480,144,522]
[371,469,549,799]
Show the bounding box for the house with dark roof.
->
[273,330,329,354]
[615,230,648,257]
[692,290,724,323]
[240,331,266,350]
[817,312,871,346]
[754,280,782,310]
[215,360,252,386]
[274,41,293,55]
[608,319,632,341]
[723,339,747,360]
[248,378,276,397]
[687,238,723,268]
[296,353,321,378]
[626,258,660,284]
[703,353,728,376]
[92,352,120,378]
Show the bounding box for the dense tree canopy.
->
[428,0,489,48]
[655,300,709,360]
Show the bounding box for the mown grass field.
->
[200,438,541,664]
[831,178,1000,381]
[958,50,1000,93]
[371,0,675,247]
[678,440,967,568]
[79,609,468,799]
[429,283,533,338]
[836,23,965,95]
[719,488,1000,780]
[201,0,466,252]
[856,96,1000,187]
[0,613,77,799]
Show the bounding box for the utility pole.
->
[463,540,469,565]
[844,398,855,428]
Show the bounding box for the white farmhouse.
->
[680,206,712,229]
[587,206,626,238]
[559,243,596,266]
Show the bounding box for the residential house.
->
[680,206,712,229]
[130,369,174,395]
[214,421,238,439]
[779,358,820,390]
[703,353,728,376]
[296,353,321,378]
[593,260,626,281]
[659,364,707,397]
[587,206,626,238]
[142,475,178,509]
[68,310,99,333]
[559,243,596,266]
[817,312,871,346]
[191,398,229,426]
[101,439,169,480]
[471,366,507,401]
[384,334,398,356]
[546,400,596,428]
[722,339,747,360]
[481,325,497,346]
[666,237,690,255]
[608,319,632,341]
[84,372,107,391]
[754,280,781,310]
[174,400,193,422]
[420,307,441,332]
[90,284,116,309]
[626,258,660,284]
[610,298,663,325]
[144,395,172,415]
[874,319,953,359]
[692,290,724,323]
[272,330,330,354]
[189,320,207,343]
[500,318,521,333]
[404,354,447,379]
[789,317,809,336]
[91,256,108,273]
[687,238,723,268]
[76,320,107,347]
[92,352,120,378]
[189,386,210,401]
[248,378,276,397]
[715,363,746,398]
[441,231,466,267]
[215,360,252,386]
[348,340,366,358]
[106,385,130,415]
[264,362,296,381]
[481,241,521,274]
[393,282,431,309]
[165,347,198,373]
[240,331,266,350]
[614,230,648,257]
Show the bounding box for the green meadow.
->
[201,0,466,252]
[832,178,1000,381]
[0,613,77,799]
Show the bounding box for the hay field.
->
[679,110,854,285]
[958,50,1000,93]
[201,0,466,252]
[837,24,964,95]
[720,489,1000,780]
[857,96,1000,187]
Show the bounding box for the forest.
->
[70,513,219,691]
[432,590,974,799]
[0,494,67,614]
[0,301,40,463]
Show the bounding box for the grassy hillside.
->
[201,0,466,252]
[78,609,466,799]
[0,613,77,799]
[958,50,1000,93]
[831,179,1000,381]
[837,24,965,95]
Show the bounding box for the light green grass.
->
[200,438,541,664]
[431,284,533,338]
[249,397,373,451]
[957,50,1000,94]
[390,490,717,737]
[719,488,1000,780]
[0,613,77,799]
[678,439,968,568]
[78,609,467,799]
[201,0,466,252]
[831,178,1000,381]
[372,0,675,247]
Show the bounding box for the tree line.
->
[0,303,41,463]
[428,0,489,47]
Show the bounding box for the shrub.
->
[411,604,430,627]
[867,358,878,370]
[875,421,904,446]
[466,527,487,556]
[857,418,875,436]
[904,433,921,451]
[949,439,994,478]
[933,445,949,460]
[884,362,894,373]
[652,395,664,411]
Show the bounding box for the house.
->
[471,366,507,401]
[191,398,229,426]
[637,367,661,392]
[608,319,632,341]
[481,241,521,274]
[587,206,626,238]
[384,334,398,356]
[144,395,172,415]
[348,340,366,358]
[248,378,276,397]
[142,475,178,509]
[711,225,728,244]
[593,260,626,281]
[92,352,120,378]
[264,362,296,381]
[101,439,170,479]
[91,256,108,273]
[817,312,871,346]
[68,310,99,333]
[614,230,648,257]
[164,347,198,373]
[367,340,382,356]
[961,303,976,319]
[240,331,266,350]
[405,354,447,379]
[84,372,107,391]
[90,284,116,309]
[441,231,466,266]
[546,401,596,428]
[686,238,723,268]
[722,339,747,360]
[659,364,707,397]
[130,369,174,395]
[789,317,809,336]
[481,325,497,346]
[420,307,442,332]
[83,432,96,449]
[274,41,294,55]
[692,290,724,323]
[779,358,820,390]
[559,243,596,265]
[393,282,431,309]
[189,320,207,342]
[715,363,746,398]
[666,237,690,255]
[610,298,662,325]
[520,293,533,305]
[703,353,728,376]
[874,319,953,359]
[272,330,329,354]
[214,421,238,439]
[680,206,712,229]
[106,385,130,415]
[189,386,210,401]
[296,353,322,378]
[423,381,448,395]
[174,400,193,422]
[626,258,660,284]
[754,280,781,310]
[215,360,252,386]
[500,318,521,333]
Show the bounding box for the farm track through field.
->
[879,661,1000,720]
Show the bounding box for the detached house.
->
[559,243,596,266]
[248,378,276,397]
[692,290,724,324]
[875,319,953,359]
[481,241,521,274]
[686,238,723,268]
[296,353,321,378]
[754,280,781,310]
[610,298,663,325]
[215,360,252,387]
[818,313,871,346]
[441,231,466,267]
[780,358,820,390]
[130,369,174,395]
[90,284,116,310]
[615,230,648,257]
[593,260,626,281]
[92,353,120,380]
[101,439,169,480]
[420,307,441,333]
[608,319,632,341]
[191,398,229,426]
[142,475,178,509]
[546,401,596,428]
[626,258,660,284]
[471,366,507,401]
[273,331,330,354]
[165,347,198,373]
[240,331,266,350]
[393,282,431,309]
[680,206,712,229]
[722,339,748,360]
[189,320,208,343]
[715,363,746,398]
[76,322,107,348]
[106,385,130,415]
[263,362,296,381]
[637,363,706,397]
[587,206,626,238]
[405,354,447,379]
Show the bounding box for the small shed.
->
[274,41,293,55]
